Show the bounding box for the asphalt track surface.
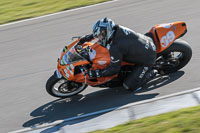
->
[0,0,200,132]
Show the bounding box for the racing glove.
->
[77,34,94,45]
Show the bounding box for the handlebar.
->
[75,45,93,64]
[72,36,82,40]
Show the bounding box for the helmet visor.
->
[94,28,106,41]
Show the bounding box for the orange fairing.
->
[57,56,90,81]
[74,42,133,85]
[149,21,187,53]
[90,42,111,69]
[58,60,90,80]
[75,42,118,86]
[57,38,89,80]
[57,40,118,86]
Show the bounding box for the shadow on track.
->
[23,71,184,132]
[137,71,185,93]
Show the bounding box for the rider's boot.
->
[123,69,158,92]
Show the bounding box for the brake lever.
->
[86,46,93,52]
[82,65,89,73]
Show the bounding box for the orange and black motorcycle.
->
[46,22,192,98]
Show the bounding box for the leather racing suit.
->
[78,25,157,91]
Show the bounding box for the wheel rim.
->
[52,79,86,97]
[156,51,183,72]
[165,51,182,68]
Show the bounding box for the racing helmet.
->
[92,17,115,47]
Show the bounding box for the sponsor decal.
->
[145,39,156,51]
[145,40,150,50]
[70,64,74,69]
[121,26,133,35]
[69,70,73,75]
[157,23,173,28]
[110,56,120,63]
[172,25,176,31]
[98,61,107,65]
[106,43,110,50]
[64,69,69,78]
[67,66,70,70]
[139,67,149,79]
[89,49,96,60]
[150,41,156,51]
[138,33,148,40]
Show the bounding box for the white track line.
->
[0,0,119,28]
[10,87,200,133]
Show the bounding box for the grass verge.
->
[91,105,200,133]
[0,0,111,25]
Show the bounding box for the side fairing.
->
[90,43,111,69]
[75,42,117,86]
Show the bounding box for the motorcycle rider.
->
[77,17,157,91]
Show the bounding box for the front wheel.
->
[46,72,88,98]
[156,39,192,74]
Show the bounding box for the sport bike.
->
[46,22,192,98]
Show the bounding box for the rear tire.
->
[158,39,192,73]
[46,72,87,98]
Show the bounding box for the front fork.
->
[80,66,88,85]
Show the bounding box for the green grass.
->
[91,105,200,133]
[0,0,110,25]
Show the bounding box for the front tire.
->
[46,72,88,98]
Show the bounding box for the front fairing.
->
[56,39,119,86]
[57,43,89,80]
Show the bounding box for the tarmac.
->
[11,87,200,133]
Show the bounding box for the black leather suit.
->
[79,25,156,90]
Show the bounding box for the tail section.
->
[149,22,187,53]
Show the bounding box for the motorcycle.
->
[46,21,192,98]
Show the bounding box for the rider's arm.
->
[100,46,123,77]
[78,34,94,45]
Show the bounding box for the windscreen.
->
[60,47,85,65]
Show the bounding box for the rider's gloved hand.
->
[77,41,82,46]
[88,70,101,78]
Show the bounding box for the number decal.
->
[161,31,175,47]
[167,31,175,42]
[161,36,169,47]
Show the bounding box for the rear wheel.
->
[156,39,192,74]
[46,72,88,98]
